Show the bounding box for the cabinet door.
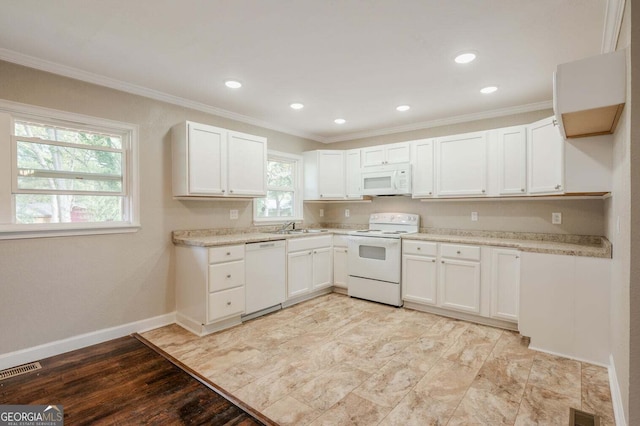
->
[402,254,437,305]
[411,139,435,197]
[312,247,333,290]
[188,123,226,195]
[333,247,348,289]
[439,259,481,313]
[436,132,488,196]
[345,149,362,199]
[361,146,386,167]
[287,251,313,298]
[318,151,345,198]
[490,248,520,322]
[527,117,564,194]
[227,131,267,196]
[497,127,527,195]
[386,142,411,164]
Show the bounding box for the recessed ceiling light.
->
[396,105,411,112]
[334,118,346,124]
[290,103,304,110]
[224,80,242,89]
[454,52,477,64]
[480,86,498,94]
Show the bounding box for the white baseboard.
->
[524,344,610,368]
[609,354,627,426]
[0,312,176,371]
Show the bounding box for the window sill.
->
[252,218,303,226]
[0,223,141,240]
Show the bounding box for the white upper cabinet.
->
[227,130,267,196]
[496,126,527,195]
[411,139,435,198]
[527,117,564,195]
[172,121,266,198]
[361,142,410,167]
[436,131,488,197]
[345,149,362,199]
[303,150,346,200]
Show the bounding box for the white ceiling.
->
[0,1,609,142]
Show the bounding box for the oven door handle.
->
[347,235,400,248]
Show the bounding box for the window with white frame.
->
[0,100,139,239]
[254,151,303,223]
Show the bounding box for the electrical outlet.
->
[319,209,324,217]
[471,212,478,222]
[552,212,562,225]
[230,209,238,220]
[345,209,350,218]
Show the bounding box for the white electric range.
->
[347,213,420,306]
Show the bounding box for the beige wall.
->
[321,197,604,235]
[0,60,324,354]
[628,1,640,423]
[604,0,637,423]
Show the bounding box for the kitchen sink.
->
[269,229,328,235]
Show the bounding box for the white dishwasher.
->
[244,240,286,317]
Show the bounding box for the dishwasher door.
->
[244,240,286,315]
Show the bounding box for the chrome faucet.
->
[280,221,296,232]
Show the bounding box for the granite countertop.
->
[172,227,611,258]
[401,233,611,258]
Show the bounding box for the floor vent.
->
[569,407,600,426]
[0,362,42,381]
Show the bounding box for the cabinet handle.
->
[481,189,486,193]
[226,274,231,278]
[226,252,231,256]
[441,260,445,264]
[230,189,234,193]
[226,301,231,306]
[222,189,226,193]
[555,184,562,190]
[417,247,421,250]
[457,250,461,254]
[429,192,432,195]
[320,194,323,197]
[432,259,436,263]
[313,250,317,254]
[521,188,525,192]
[515,256,520,259]
[553,119,558,126]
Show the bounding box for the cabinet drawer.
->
[208,286,245,322]
[333,235,349,248]
[287,235,333,252]
[440,244,481,261]
[403,240,438,256]
[208,260,245,292]
[209,245,244,263]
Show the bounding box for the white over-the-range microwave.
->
[360,164,412,196]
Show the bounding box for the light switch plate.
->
[230,209,238,220]
[552,212,562,225]
[345,209,350,218]
[471,212,478,221]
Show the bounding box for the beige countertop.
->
[172,228,611,258]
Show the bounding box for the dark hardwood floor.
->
[0,335,274,425]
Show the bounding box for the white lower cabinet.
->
[175,244,246,336]
[333,235,349,290]
[519,252,610,365]
[287,235,333,299]
[402,241,437,305]
[402,241,521,327]
[439,248,480,314]
[489,248,520,322]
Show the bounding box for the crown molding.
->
[320,100,553,144]
[0,48,323,142]
[601,0,626,53]
[0,48,552,145]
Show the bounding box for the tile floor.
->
[142,293,615,425]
